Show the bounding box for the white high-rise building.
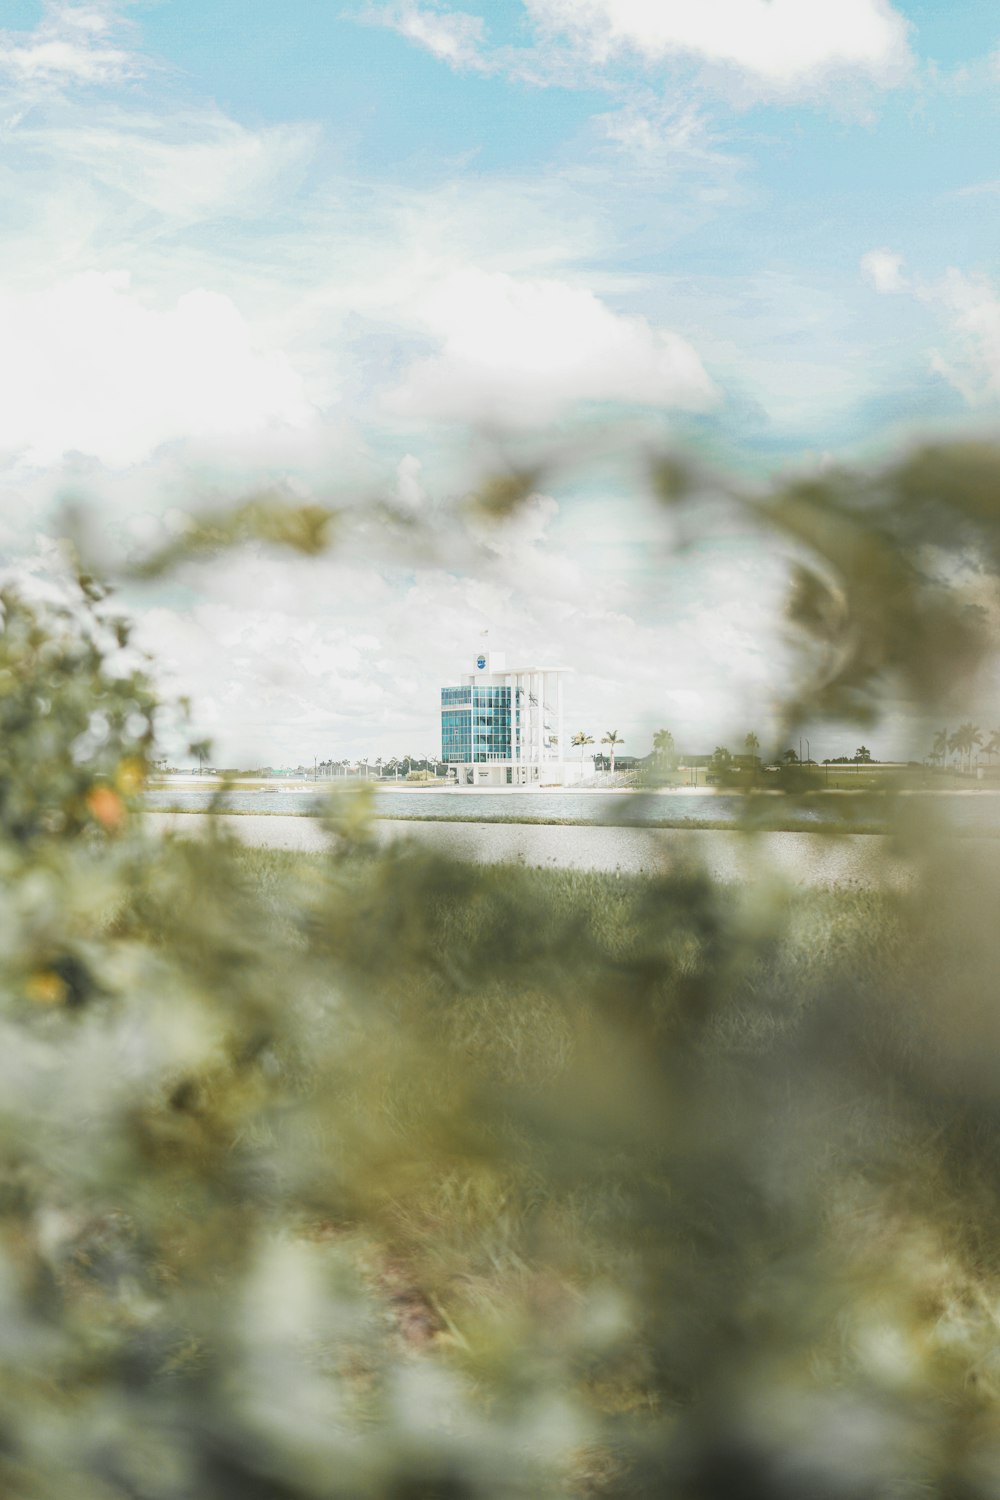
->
[440,649,577,786]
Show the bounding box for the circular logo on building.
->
[476,655,487,670]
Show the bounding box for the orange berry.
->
[26,971,68,1006]
[87,785,126,831]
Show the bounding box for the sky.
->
[2,0,1000,765]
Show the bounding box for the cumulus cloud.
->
[117,516,787,767]
[358,2,488,71]
[523,0,913,94]
[0,272,316,468]
[386,269,718,426]
[860,248,907,293]
[0,0,814,772]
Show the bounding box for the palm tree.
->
[743,731,760,782]
[602,729,623,776]
[951,722,982,774]
[930,727,949,767]
[653,728,675,768]
[571,730,594,774]
[986,729,1000,765]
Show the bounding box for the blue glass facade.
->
[441,710,471,763]
[441,684,520,764]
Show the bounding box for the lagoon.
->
[144,783,1000,833]
[145,811,938,887]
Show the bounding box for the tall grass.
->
[203,842,1000,1493]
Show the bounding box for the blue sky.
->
[1,0,999,762]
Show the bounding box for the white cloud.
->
[118,515,789,767]
[0,4,139,89]
[588,97,748,203]
[395,453,428,510]
[599,101,710,160]
[860,248,907,294]
[0,0,853,775]
[0,37,132,84]
[952,177,1000,200]
[0,272,317,468]
[523,0,913,94]
[387,268,718,425]
[863,247,1000,408]
[360,2,488,71]
[60,7,115,36]
[594,96,748,185]
[927,269,1000,407]
[864,252,1000,408]
[27,113,319,225]
[354,1,912,112]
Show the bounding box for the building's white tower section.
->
[441,649,574,787]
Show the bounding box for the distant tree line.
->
[929,722,1000,771]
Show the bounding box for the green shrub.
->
[5,442,1000,1496]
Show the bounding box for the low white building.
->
[441,649,579,786]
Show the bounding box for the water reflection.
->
[143,785,1000,832]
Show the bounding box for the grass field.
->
[11,814,1000,1495]
[194,840,1000,1489]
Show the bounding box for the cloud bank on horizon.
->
[1,0,999,763]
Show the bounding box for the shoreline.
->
[146,806,887,834]
[141,806,1000,838]
[149,780,1000,799]
[144,813,943,886]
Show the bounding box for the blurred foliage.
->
[0,584,156,845]
[653,441,1000,737]
[465,467,545,522]
[82,494,338,581]
[2,440,1000,1496]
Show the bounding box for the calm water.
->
[144,787,753,822]
[145,785,1000,886]
[144,812,931,887]
[143,785,1000,832]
